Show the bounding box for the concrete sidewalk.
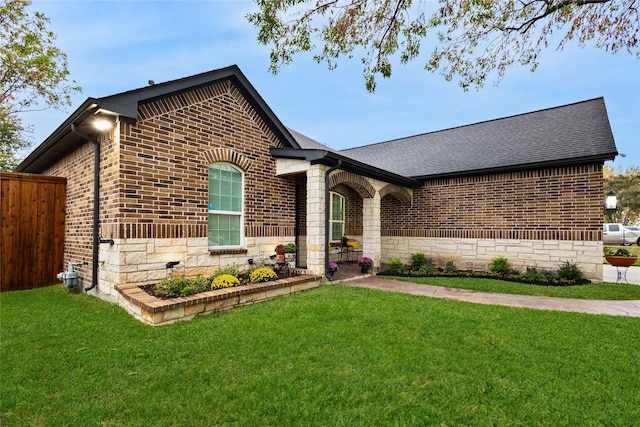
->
[338,276,640,317]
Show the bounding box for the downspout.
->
[324,159,342,278]
[70,124,101,292]
[294,182,300,262]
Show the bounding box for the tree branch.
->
[375,0,406,62]
[503,0,612,33]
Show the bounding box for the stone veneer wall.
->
[116,274,322,326]
[382,237,603,280]
[97,236,295,300]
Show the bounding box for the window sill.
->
[208,248,248,256]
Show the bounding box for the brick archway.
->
[329,171,376,198]
[379,183,412,205]
[201,148,253,171]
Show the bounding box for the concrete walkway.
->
[338,276,640,317]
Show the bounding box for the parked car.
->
[603,223,640,246]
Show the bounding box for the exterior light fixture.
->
[93,118,113,132]
[605,191,617,211]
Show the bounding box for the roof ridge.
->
[97,65,241,101]
[340,97,605,152]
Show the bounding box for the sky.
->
[23,0,639,171]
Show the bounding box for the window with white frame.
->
[208,163,243,248]
[330,191,345,242]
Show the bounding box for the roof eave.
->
[15,98,102,173]
[270,148,419,187]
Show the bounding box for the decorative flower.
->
[211,274,240,289]
[358,257,373,267]
[328,261,339,271]
[250,267,278,283]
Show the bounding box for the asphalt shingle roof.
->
[338,98,617,179]
[18,61,617,182]
[287,128,335,151]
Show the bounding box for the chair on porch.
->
[329,236,363,264]
[341,236,363,263]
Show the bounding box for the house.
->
[15,65,617,300]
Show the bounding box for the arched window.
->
[330,191,345,242]
[208,163,243,248]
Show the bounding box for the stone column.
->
[362,191,381,269]
[306,164,326,275]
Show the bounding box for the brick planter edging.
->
[115,274,323,326]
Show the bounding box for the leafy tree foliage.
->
[0,107,30,170]
[604,165,640,225]
[248,0,639,91]
[0,0,79,171]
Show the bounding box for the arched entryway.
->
[328,172,413,279]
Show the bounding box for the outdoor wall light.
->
[93,118,113,132]
[166,261,180,269]
[605,191,617,210]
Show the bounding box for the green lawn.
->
[378,275,640,300]
[2,285,639,426]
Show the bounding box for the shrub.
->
[212,264,242,279]
[155,275,210,298]
[389,258,406,275]
[211,274,240,289]
[283,243,297,253]
[154,277,184,298]
[410,252,427,270]
[520,266,543,284]
[444,261,458,274]
[557,260,583,282]
[416,263,438,275]
[490,257,510,276]
[538,270,558,283]
[250,267,278,284]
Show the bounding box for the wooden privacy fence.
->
[1,172,66,292]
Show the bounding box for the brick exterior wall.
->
[107,80,297,239]
[379,164,604,280]
[381,164,603,241]
[43,80,300,291]
[42,140,99,287]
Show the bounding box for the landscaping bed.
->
[116,272,322,326]
[382,254,592,286]
[380,269,591,286]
